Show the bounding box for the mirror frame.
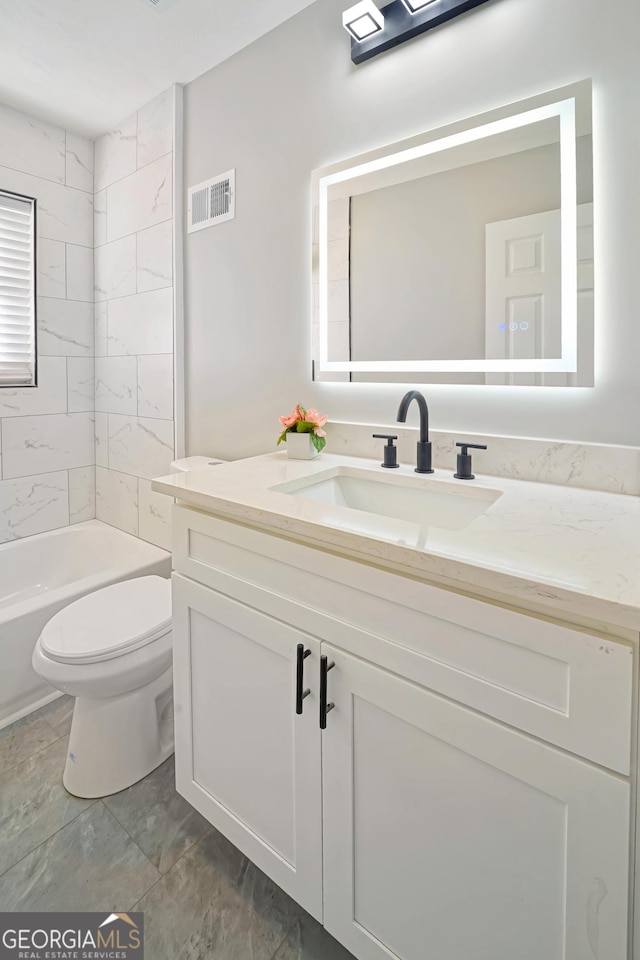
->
[315,86,589,378]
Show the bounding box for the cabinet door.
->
[172,573,323,919]
[322,645,629,960]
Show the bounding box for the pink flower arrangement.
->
[277,403,328,453]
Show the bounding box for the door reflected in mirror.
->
[312,81,593,387]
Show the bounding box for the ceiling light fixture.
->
[400,0,439,12]
[342,0,385,41]
[344,0,494,64]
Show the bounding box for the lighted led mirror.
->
[312,81,593,386]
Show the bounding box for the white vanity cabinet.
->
[171,504,634,960]
[322,645,629,960]
[171,573,323,919]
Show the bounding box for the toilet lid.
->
[40,576,172,664]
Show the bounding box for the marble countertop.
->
[152,452,640,633]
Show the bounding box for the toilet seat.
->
[40,575,172,665]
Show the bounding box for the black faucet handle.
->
[456,442,487,455]
[454,442,487,480]
[372,434,399,469]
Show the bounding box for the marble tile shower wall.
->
[94,89,175,550]
[0,103,95,544]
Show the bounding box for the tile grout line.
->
[0,726,65,780]
[127,829,213,911]
[127,871,164,912]
[0,711,74,878]
[93,214,172,254]
[0,796,154,890]
[0,464,93,485]
[95,149,172,196]
[0,159,93,195]
[94,282,172,305]
[0,796,100,883]
[41,706,73,741]
[98,800,161,882]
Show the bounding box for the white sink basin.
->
[271,466,502,533]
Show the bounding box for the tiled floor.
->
[0,696,354,960]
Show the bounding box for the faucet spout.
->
[396,390,434,474]
[396,390,429,443]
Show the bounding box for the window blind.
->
[0,189,36,386]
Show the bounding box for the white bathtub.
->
[0,520,171,729]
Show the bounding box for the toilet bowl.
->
[32,576,173,798]
[31,456,226,799]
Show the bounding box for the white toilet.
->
[31,455,225,799]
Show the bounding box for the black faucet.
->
[396,390,434,474]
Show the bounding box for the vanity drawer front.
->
[174,507,634,775]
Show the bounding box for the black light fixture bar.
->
[350,0,493,64]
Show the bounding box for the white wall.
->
[0,102,94,543]
[183,0,640,458]
[93,88,178,549]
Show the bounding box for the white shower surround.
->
[94,85,181,550]
[0,101,95,544]
[0,86,182,549]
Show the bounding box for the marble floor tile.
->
[134,829,298,960]
[0,711,59,776]
[0,738,93,876]
[0,709,354,960]
[37,694,75,739]
[0,802,160,911]
[274,913,356,960]
[104,756,211,874]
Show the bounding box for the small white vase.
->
[286,432,319,460]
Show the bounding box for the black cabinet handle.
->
[296,643,311,715]
[320,655,335,729]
